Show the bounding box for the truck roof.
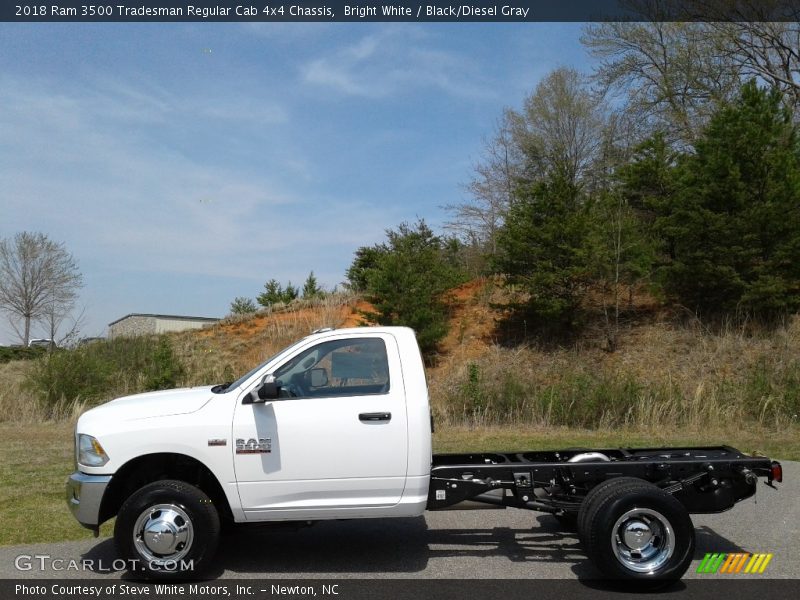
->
[308,325,415,337]
[306,325,416,343]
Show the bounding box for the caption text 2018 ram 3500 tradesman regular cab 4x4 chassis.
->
[66,326,783,585]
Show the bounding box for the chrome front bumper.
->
[66,472,112,530]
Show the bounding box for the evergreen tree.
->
[257,279,283,307]
[618,133,679,225]
[617,133,681,264]
[282,282,298,303]
[302,271,323,298]
[346,246,386,292]
[660,81,800,317]
[494,176,595,327]
[351,220,466,356]
[229,296,257,314]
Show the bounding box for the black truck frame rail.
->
[427,446,782,514]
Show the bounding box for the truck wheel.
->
[580,479,694,585]
[577,476,644,546]
[114,480,220,579]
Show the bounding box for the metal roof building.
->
[108,313,220,339]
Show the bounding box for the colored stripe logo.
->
[697,553,773,574]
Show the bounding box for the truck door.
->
[232,332,409,519]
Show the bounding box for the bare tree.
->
[446,68,611,260]
[444,114,523,257]
[0,232,83,345]
[692,0,800,109]
[711,20,800,112]
[582,21,739,146]
[514,67,608,188]
[40,299,86,349]
[583,2,800,147]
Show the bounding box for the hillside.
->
[2,279,798,444]
[169,294,373,386]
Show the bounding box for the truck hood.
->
[80,387,215,424]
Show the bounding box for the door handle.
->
[359,412,391,422]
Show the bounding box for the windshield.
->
[211,337,310,394]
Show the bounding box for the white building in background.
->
[108,313,220,339]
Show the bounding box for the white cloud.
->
[300,27,496,100]
[60,74,289,127]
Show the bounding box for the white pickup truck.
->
[67,326,782,585]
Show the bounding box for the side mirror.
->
[310,368,328,388]
[258,380,280,400]
[243,378,280,404]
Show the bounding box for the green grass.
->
[1,422,796,547]
[0,422,113,546]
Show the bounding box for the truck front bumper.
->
[66,472,112,531]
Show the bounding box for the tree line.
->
[348,18,800,355]
[229,271,325,315]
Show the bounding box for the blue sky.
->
[0,22,588,342]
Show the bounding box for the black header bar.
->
[3,1,800,22]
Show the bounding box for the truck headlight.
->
[77,434,109,467]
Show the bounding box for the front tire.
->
[114,480,220,579]
[579,479,694,586]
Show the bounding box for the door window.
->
[272,337,390,399]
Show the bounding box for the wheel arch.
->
[99,453,233,524]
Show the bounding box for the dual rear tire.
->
[577,477,695,585]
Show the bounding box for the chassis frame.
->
[427,445,780,515]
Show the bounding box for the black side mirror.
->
[258,380,280,400]
[243,379,280,404]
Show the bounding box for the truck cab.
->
[67,327,431,574]
[229,327,431,520]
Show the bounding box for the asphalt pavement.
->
[1,461,797,581]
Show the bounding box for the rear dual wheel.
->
[577,478,694,585]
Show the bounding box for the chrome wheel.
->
[610,507,675,574]
[132,504,194,566]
